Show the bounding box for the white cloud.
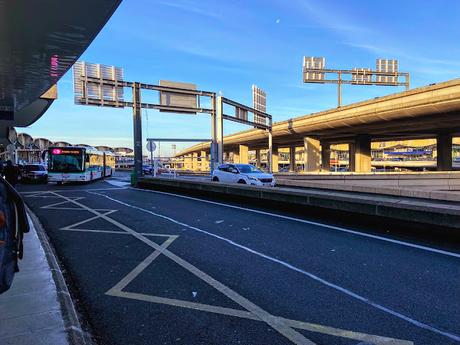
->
[157,0,222,19]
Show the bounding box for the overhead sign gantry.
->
[302,57,410,107]
[73,61,273,177]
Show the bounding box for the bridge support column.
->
[436,134,453,171]
[321,142,331,172]
[184,154,192,170]
[303,137,321,172]
[255,149,261,168]
[232,150,239,164]
[239,145,249,164]
[192,152,199,171]
[349,136,371,173]
[271,147,279,173]
[289,146,296,172]
[200,150,209,171]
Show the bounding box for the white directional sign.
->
[376,59,398,84]
[235,107,248,121]
[303,56,326,82]
[159,80,197,114]
[73,61,124,107]
[146,141,156,152]
[252,85,266,126]
[352,68,372,84]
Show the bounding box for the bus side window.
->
[85,154,90,163]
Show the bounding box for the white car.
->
[212,164,275,187]
[22,164,48,183]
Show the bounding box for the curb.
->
[26,205,94,345]
[137,177,460,229]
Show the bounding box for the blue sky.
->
[25,0,460,154]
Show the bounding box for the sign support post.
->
[132,82,143,178]
[217,96,224,165]
[210,93,217,172]
[268,129,273,173]
[337,70,342,108]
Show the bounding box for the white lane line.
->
[107,236,178,293]
[54,192,316,345]
[105,180,130,187]
[60,228,176,238]
[43,193,412,344]
[127,187,460,259]
[21,187,126,195]
[91,191,460,343]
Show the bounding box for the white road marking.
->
[37,191,414,345]
[127,187,460,259]
[21,187,125,195]
[52,192,316,345]
[91,191,460,343]
[105,180,130,187]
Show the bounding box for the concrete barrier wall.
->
[275,172,460,202]
[137,177,460,229]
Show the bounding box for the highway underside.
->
[19,180,460,345]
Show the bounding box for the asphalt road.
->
[19,178,460,345]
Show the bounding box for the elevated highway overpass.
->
[177,78,460,173]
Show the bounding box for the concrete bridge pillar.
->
[321,141,331,172]
[436,133,453,171]
[349,136,371,173]
[239,145,249,164]
[200,150,209,171]
[303,137,321,172]
[289,146,297,172]
[255,149,261,168]
[271,147,279,173]
[232,151,239,164]
[184,154,192,170]
[192,152,199,171]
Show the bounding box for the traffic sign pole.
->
[133,82,143,178]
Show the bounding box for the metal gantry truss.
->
[302,57,410,107]
[73,61,273,177]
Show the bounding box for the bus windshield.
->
[48,149,84,173]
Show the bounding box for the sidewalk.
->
[0,214,82,345]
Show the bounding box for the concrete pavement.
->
[0,214,83,345]
[16,179,460,345]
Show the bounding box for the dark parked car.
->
[142,165,153,175]
[22,164,48,183]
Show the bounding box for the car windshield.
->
[25,165,44,172]
[235,164,261,174]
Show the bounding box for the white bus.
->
[47,146,115,184]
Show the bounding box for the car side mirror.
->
[230,169,238,174]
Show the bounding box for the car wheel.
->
[212,176,219,182]
[237,179,246,184]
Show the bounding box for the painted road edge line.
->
[128,187,460,259]
[92,191,460,343]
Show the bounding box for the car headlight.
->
[248,176,258,181]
